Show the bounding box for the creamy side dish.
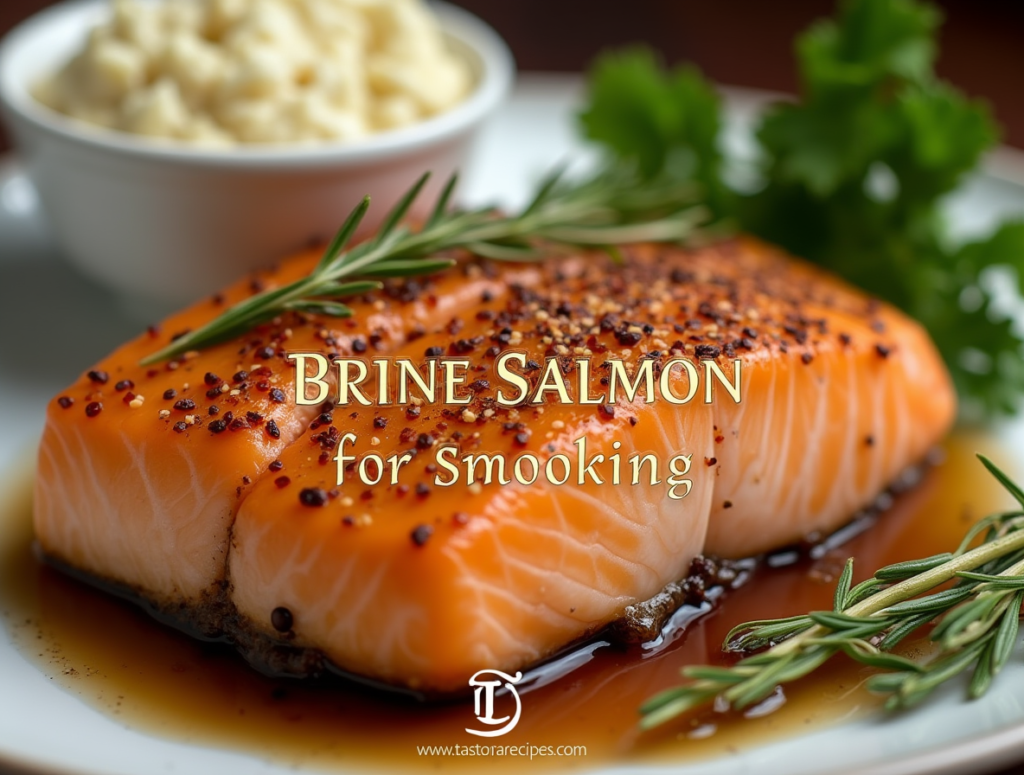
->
[34,0,472,146]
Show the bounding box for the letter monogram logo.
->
[465,669,523,737]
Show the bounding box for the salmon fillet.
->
[34,236,955,692]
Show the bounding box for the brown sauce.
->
[0,432,1014,772]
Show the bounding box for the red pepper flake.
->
[270,606,293,632]
[87,370,109,384]
[373,416,387,429]
[229,417,250,432]
[598,404,615,420]
[275,476,291,488]
[57,396,74,409]
[246,411,264,425]
[695,344,721,359]
[266,419,280,439]
[85,401,102,418]
[122,391,136,405]
[299,487,328,507]
[410,524,433,546]
[269,388,286,403]
[269,459,284,472]
[115,379,134,392]
[208,419,228,434]
[705,456,717,467]
[172,421,187,433]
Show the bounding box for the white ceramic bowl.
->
[0,0,513,308]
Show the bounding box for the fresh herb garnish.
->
[141,167,707,365]
[640,454,1024,730]
[580,0,1024,421]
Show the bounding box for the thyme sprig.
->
[141,167,707,365]
[640,454,1024,730]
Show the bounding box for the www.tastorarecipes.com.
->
[416,743,588,760]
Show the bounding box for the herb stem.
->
[762,525,1024,662]
[640,455,1024,730]
[141,167,707,365]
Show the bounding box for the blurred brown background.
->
[2,0,1024,152]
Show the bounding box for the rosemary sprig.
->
[141,166,707,365]
[640,454,1024,730]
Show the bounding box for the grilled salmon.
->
[33,236,955,693]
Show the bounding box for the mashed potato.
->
[34,0,472,146]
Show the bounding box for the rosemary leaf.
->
[315,197,370,273]
[875,553,955,581]
[979,454,1024,509]
[834,558,855,612]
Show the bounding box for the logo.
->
[466,669,523,737]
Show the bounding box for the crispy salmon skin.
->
[34,236,955,692]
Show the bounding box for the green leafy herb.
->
[579,48,731,216]
[141,167,707,365]
[640,454,1024,729]
[579,0,1024,421]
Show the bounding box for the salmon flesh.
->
[34,237,955,694]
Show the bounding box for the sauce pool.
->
[0,432,1014,772]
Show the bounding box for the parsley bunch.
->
[580,0,1024,421]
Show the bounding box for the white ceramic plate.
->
[3,77,1024,775]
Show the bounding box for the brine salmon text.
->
[288,352,743,407]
